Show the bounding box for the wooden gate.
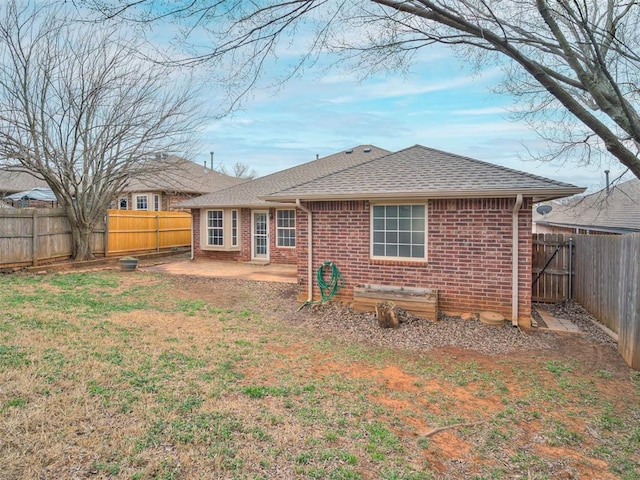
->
[532,233,572,303]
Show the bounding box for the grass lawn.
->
[0,271,639,479]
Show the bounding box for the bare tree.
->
[217,162,257,180]
[80,0,640,180]
[0,1,203,260]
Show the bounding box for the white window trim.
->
[132,193,150,211]
[231,210,239,247]
[201,208,241,251]
[369,202,428,262]
[276,209,296,248]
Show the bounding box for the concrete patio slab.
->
[141,259,297,284]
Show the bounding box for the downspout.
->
[296,199,313,302]
[190,211,195,260]
[512,194,523,326]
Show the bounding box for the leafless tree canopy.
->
[80,0,640,180]
[217,162,258,180]
[0,0,204,260]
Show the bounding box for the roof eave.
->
[535,221,640,234]
[260,187,586,203]
[179,202,296,210]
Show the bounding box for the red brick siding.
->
[191,207,297,264]
[297,198,532,323]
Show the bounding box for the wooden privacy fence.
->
[106,209,191,255]
[0,208,105,268]
[532,234,573,303]
[0,208,191,268]
[573,233,640,370]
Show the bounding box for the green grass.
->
[0,271,638,479]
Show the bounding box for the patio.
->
[142,258,297,284]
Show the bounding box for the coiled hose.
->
[303,261,345,306]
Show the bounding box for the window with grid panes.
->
[371,204,426,259]
[207,210,224,246]
[276,209,296,247]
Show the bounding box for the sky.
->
[136,12,629,195]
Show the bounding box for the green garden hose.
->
[303,261,345,306]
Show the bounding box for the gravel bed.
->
[202,279,616,357]
[293,303,562,356]
[242,281,562,356]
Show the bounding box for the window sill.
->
[201,245,241,252]
[370,256,428,267]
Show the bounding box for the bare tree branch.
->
[0,0,204,259]
[77,0,640,179]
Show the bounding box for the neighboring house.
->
[4,187,59,208]
[0,170,48,198]
[184,144,583,326]
[2,157,243,211]
[117,156,246,211]
[179,145,390,264]
[533,178,640,234]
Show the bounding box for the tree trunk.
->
[376,301,399,328]
[71,224,95,261]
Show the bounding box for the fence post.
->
[568,237,573,300]
[105,211,109,256]
[156,214,160,252]
[31,208,38,267]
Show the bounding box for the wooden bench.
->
[353,284,438,321]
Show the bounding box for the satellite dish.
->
[536,204,553,215]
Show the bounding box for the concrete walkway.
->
[535,307,583,334]
[142,259,297,284]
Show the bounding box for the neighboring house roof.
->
[264,145,584,203]
[123,156,247,194]
[0,170,48,194]
[5,187,57,202]
[534,178,640,233]
[179,145,391,208]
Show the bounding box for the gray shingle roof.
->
[179,145,390,208]
[534,178,640,233]
[264,145,584,202]
[0,170,48,194]
[124,156,246,194]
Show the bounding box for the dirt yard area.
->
[1,271,638,479]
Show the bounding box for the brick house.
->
[117,156,246,212]
[179,145,389,264]
[2,157,244,211]
[183,144,583,326]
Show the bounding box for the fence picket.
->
[0,208,190,267]
[573,233,640,369]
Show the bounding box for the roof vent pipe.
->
[605,170,610,195]
[316,154,319,160]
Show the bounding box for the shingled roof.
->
[179,145,390,208]
[0,170,48,194]
[124,156,246,194]
[264,145,584,203]
[534,178,640,233]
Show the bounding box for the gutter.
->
[261,187,585,204]
[296,199,313,303]
[512,194,523,326]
